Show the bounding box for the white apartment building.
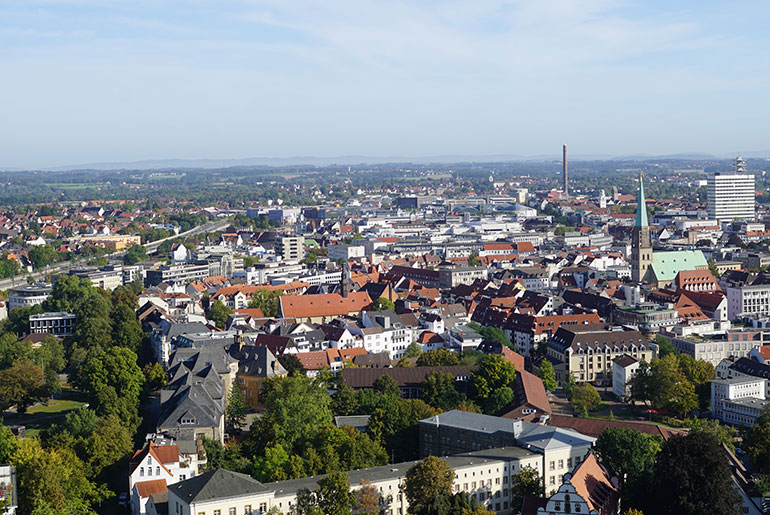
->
[726,284,770,320]
[612,354,640,400]
[707,160,755,222]
[8,283,51,311]
[130,441,197,515]
[28,312,76,337]
[327,243,366,261]
[711,376,769,426]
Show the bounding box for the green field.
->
[2,391,88,437]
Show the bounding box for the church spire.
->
[635,174,648,227]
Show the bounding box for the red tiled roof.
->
[280,292,372,318]
[136,479,168,498]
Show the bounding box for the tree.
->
[372,297,395,311]
[43,275,92,312]
[249,289,283,318]
[143,362,168,391]
[367,398,437,462]
[315,471,355,515]
[707,258,720,278]
[278,354,305,376]
[470,354,516,403]
[372,375,401,397]
[354,480,381,515]
[0,360,49,413]
[687,418,735,452]
[0,423,18,464]
[594,428,661,509]
[122,244,147,265]
[421,372,463,411]
[27,245,60,269]
[406,341,422,358]
[72,347,144,424]
[331,385,361,417]
[482,386,514,414]
[468,251,482,267]
[404,456,456,509]
[226,386,248,430]
[72,290,113,351]
[510,465,542,510]
[745,415,770,472]
[563,372,577,399]
[417,349,460,367]
[654,335,677,357]
[0,332,32,369]
[648,433,741,515]
[538,360,557,392]
[570,383,601,415]
[208,300,233,329]
[110,303,143,353]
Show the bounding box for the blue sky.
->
[1,0,769,169]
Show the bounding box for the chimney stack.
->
[562,144,568,196]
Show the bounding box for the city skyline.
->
[1,1,769,169]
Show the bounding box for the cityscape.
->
[2,2,770,515]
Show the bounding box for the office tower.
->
[707,156,755,222]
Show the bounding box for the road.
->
[0,218,232,290]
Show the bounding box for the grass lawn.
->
[26,398,87,415]
[1,389,88,435]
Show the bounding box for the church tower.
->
[632,175,653,283]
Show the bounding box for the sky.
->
[1,0,769,169]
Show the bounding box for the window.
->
[229,509,236,515]
[214,511,220,515]
[549,461,555,471]
[259,504,267,514]
[139,467,144,477]
[558,459,564,469]
[156,466,161,475]
[550,476,555,485]
[245,506,252,515]
[148,467,152,477]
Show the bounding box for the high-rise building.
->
[632,175,653,283]
[708,156,755,222]
[275,236,305,261]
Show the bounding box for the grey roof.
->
[334,415,371,429]
[157,383,224,432]
[164,322,209,339]
[419,410,595,451]
[231,345,287,378]
[267,446,540,500]
[169,469,271,503]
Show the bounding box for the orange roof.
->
[339,347,368,361]
[377,237,398,243]
[129,441,178,476]
[234,308,266,318]
[135,479,168,498]
[757,346,770,360]
[514,242,535,253]
[483,243,515,251]
[280,292,372,318]
[570,452,618,514]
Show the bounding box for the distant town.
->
[0,153,769,515]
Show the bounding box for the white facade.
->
[8,283,51,311]
[130,444,195,515]
[327,244,366,261]
[708,169,755,222]
[612,358,639,400]
[711,376,768,426]
[726,284,770,320]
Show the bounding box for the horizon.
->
[2,1,769,169]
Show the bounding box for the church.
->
[631,175,708,288]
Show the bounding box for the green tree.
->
[278,354,305,376]
[122,244,147,265]
[208,300,233,329]
[372,297,395,311]
[404,456,456,509]
[367,398,437,461]
[226,386,248,430]
[72,290,113,351]
[417,349,460,367]
[745,414,770,472]
[315,471,355,515]
[331,385,361,417]
[649,433,741,515]
[252,443,290,482]
[468,251,482,267]
[249,289,283,318]
[0,423,18,463]
[687,418,735,452]
[27,245,61,269]
[421,372,463,411]
[0,332,32,368]
[482,386,514,415]
[3,304,43,336]
[0,360,49,413]
[570,383,601,415]
[594,428,662,509]
[538,360,557,392]
[470,354,516,403]
[510,465,542,510]
[373,375,401,397]
[110,303,143,352]
[43,275,92,312]
[142,362,168,391]
[406,341,422,358]
[707,258,720,278]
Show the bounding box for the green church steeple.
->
[635,174,648,227]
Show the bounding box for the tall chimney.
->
[562,144,568,196]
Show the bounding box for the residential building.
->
[710,376,769,426]
[164,469,273,515]
[534,452,618,515]
[279,292,372,324]
[80,234,142,250]
[707,159,755,222]
[65,265,124,290]
[614,303,679,333]
[418,410,595,495]
[146,264,211,286]
[231,346,287,409]
[275,236,305,261]
[663,331,762,367]
[726,282,770,320]
[340,366,476,399]
[612,354,639,400]
[8,283,51,311]
[546,325,653,386]
[327,243,366,261]
[129,441,194,515]
[28,312,76,337]
[439,267,488,288]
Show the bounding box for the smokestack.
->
[562,144,568,196]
